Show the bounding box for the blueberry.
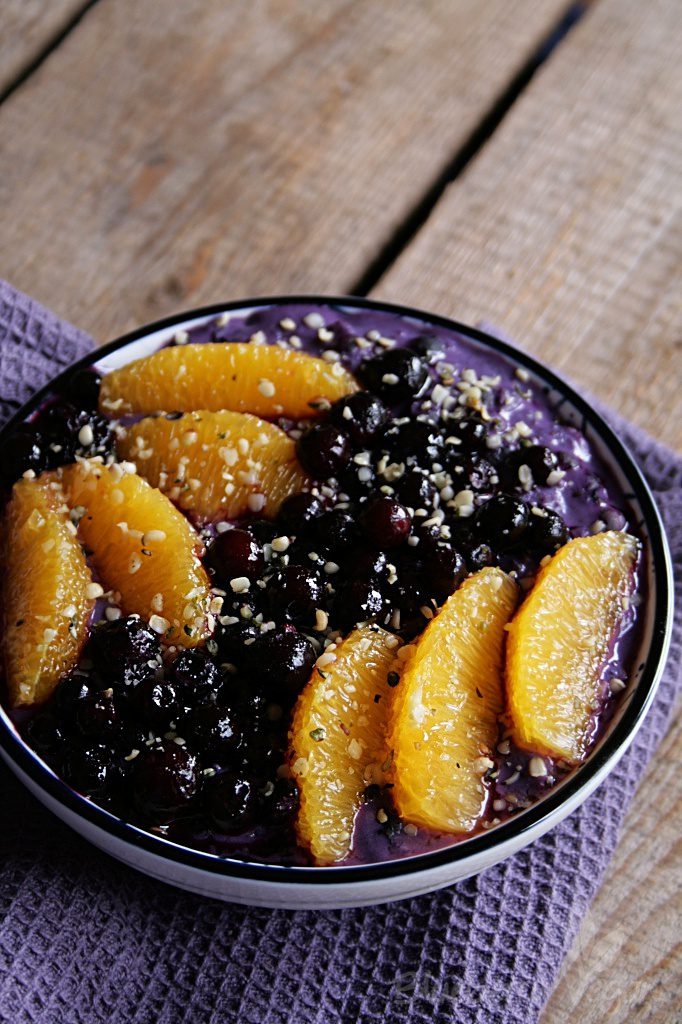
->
[350,546,389,581]
[396,468,438,511]
[312,510,356,552]
[75,690,121,738]
[85,616,162,689]
[337,462,377,499]
[132,677,183,728]
[422,543,467,602]
[185,703,241,760]
[133,742,199,821]
[453,453,498,493]
[247,519,279,546]
[383,419,443,462]
[265,565,324,628]
[328,392,390,446]
[246,629,316,697]
[466,542,495,572]
[356,348,429,404]
[214,619,261,667]
[24,712,65,760]
[218,677,268,724]
[409,333,447,361]
[277,492,326,534]
[503,445,558,487]
[206,529,264,582]
[358,495,411,549]
[526,507,569,552]
[335,578,387,629]
[0,426,45,486]
[445,413,488,451]
[36,400,114,464]
[168,648,222,705]
[204,771,258,833]
[63,742,120,798]
[54,673,92,714]
[262,777,299,825]
[475,494,529,549]
[296,423,351,479]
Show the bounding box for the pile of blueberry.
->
[0,370,114,488]
[26,615,300,856]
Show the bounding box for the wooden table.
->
[1,2,680,1020]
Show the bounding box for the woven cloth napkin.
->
[0,279,680,1024]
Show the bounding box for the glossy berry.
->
[350,546,389,581]
[218,677,268,724]
[475,494,529,549]
[168,648,222,705]
[446,413,488,451]
[296,423,351,479]
[277,492,326,534]
[328,392,389,446]
[54,673,91,713]
[266,565,324,627]
[85,616,162,688]
[455,453,498,493]
[262,777,300,824]
[466,542,495,572]
[204,771,258,834]
[384,419,443,462]
[247,519,279,546]
[337,462,376,499]
[0,426,45,486]
[396,468,438,510]
[422,544,467,601]
[64,742,119,798]
[24,712,65,759]
[36,400,114,463]
[206,528,264,582]
[132,677,183,727]
[358,495,411,549]
[185,703,241,760]
[409,333,447,361]
[133,742,199,821]
[356,348,429,404]
[313,510,356,552]
[335,578,387,629]
[75,690,120,738]
[526,507,570,552]
[504,444,558,487]
[246,629,316,697]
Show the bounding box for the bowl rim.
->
[0,294,673,886]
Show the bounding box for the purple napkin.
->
[0,279,680,1024]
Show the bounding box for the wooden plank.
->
[0,0,89,96]
[376,0,682,450]
[0,0,570,339]
[374,1,682,1020]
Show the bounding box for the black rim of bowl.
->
[0,295,673,887]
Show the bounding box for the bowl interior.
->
[0,297,672,885]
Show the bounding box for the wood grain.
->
[0,0,90,96]
[0,0,570,339]
[376,0,682,450]
[545,706,682,1024]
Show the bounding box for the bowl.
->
[0,296,673,908]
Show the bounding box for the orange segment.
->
[507,531,639,762]
[289,626,400,865]
[117,411,309,522]
[60,461,212,647]
[99,342,359,418]
[2,477,94,707]
[390,568,518,834]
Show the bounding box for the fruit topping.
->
[390,568,518,833]
[60,460,212,646]
[99,343,358,418]
[289,625,400,864]
[1,477,94,707]
[506,531,639,762]
[356,348,429,403]
[118,410,309,522]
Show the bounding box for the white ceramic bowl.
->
[0,297,673,909]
